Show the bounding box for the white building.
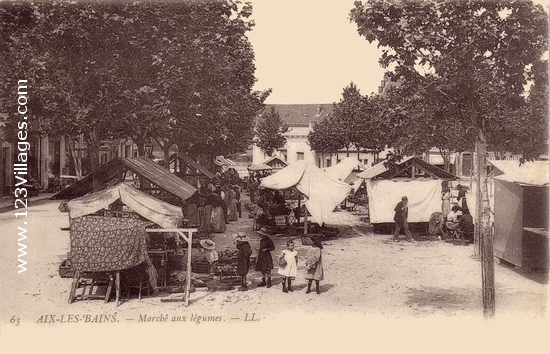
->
[252,104,380,168]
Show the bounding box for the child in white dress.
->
[277,240,298,293]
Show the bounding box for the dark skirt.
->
[236,242,252,276]
[255,251,273,271]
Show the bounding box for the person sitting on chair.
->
[457,208,474,242]
[446,205,463,237]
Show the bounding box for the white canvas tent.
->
[366,179,442,223]
[260,160,352,224]
[324,156,366,193]
[357,156,456,223]
[67,183,183,228]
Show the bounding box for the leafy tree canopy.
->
[255,106,287,156]
[0,0,269,170]
[350,0,548,160]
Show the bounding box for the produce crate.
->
[59,259,74,278]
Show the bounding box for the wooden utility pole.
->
[473,145,481,259]
[476,133,495,318]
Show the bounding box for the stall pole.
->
[304,205,308,235]
[297,193,301,225]
[146,228,197,306]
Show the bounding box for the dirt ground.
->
[1,196,547,323]
[2,195,550,353]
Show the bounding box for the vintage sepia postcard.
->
[1,0,548,352]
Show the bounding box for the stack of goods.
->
[214,249,239,276]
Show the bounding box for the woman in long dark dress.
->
[211,190,226,233]
[255,228,275,288]
[234,232,252,291]
[202,189,215,229]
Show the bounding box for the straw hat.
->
[199,239,216,250]
[256,227,270,237]
[233,232,250,242]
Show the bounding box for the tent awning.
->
[489,160,549,187]
[357,156,456,180]
[248,163,273,171]
[260,160,352,223]
[52,156,197,200]
[67,184,183,228]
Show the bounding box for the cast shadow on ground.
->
[404,286,480,314]
[496,259,548,285]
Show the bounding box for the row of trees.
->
[1,0,270,179]
[348,0,547,317]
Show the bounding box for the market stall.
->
[51,155,198,206]
[260,160,352,234]
[65,183,197,306]
[490,160,549,272]
[357,156,456,228]
[325,157,367,210]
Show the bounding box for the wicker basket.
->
[58,259,74,278]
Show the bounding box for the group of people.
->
[198,228,325,294]
[195,174,243,233]
[245,228,325,294]
[441,184,474,240]
[395,183,475,242]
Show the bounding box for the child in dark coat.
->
[234,232,252,291]
[254,228,275,288]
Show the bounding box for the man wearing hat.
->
[199,239,218,273]
[234,232,253,291]
[393,196,414,242]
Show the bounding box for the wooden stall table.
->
[146,228,197,306]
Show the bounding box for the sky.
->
[247,0,386,105]
[246,0,549,105]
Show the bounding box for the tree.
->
[255,106,287,157]
[374,76,474,171]
[308,115,343,165]
[1,0,269,185]
[332,83,367,157]
[351,0,548,317]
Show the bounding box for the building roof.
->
[51,156,198,201]
[168,153,214,179]
[214,156,235,166]
[488,160,549,187]
[357,156,456,180]
[259,104,333,127]
[262,155,288,167]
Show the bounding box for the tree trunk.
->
[134,138,145,157]
[162,144,171,170]
[66,135,82,179]
[476,135,495,318]
[473,144,481,259]
[85,135,101,192]
[154,137,172,170]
